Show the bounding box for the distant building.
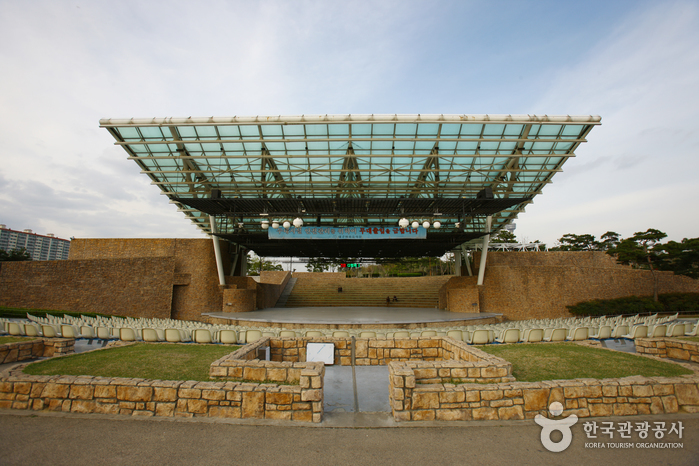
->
[0,225,71,260]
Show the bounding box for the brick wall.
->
[71,238,226,321]
[446,252,699,320]
[0,258,175,319]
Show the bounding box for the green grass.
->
[23,343,240,381]
[0,336,37,345]
[480,343,693,382]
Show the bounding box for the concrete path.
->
[1,410,698,465]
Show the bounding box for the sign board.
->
[306,343,335,365]
[268,226,426,240]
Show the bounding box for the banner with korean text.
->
[268,226,426,240]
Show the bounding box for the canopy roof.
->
[100,114,600,258]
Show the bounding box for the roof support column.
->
[461,245,473,277]
[477,216,492,286]
[454,249,462,276]
[209,215,226,286]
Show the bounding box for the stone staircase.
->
[284,275,452,308]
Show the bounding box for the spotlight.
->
[423,221,431,229]
[261,220,269,230]
[411,221,420,229]
[283,221,291,229]
[293,217,304,228]
[433,221,441,229]
[272,221,280,229]
[398,218,409,228]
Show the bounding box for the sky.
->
[1,0,698,249]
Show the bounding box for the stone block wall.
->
[390,368,699,422]
[635,338,699,362]
[0,372,318,422]
[443,252,699,320]
[0,258,176,319]
[0,338,74,364]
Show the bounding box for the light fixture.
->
[293,217,304,228]
[398,218,409,228]
[411,221,420,229]
[272,220,280,229]
[433,221,441,229]
[455,222,461,229]
[283,221,291,229]
[261,220,269,230]
[423,221,431,229]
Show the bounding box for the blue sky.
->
[1,0,698,247]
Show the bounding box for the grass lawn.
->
[0,336,37,345]
[480,343,693,382]
[23,343,240,382]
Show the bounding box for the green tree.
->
[247,255,283,275]
[607,229,667,301]
[656,237,699,279]
[555,233,599,251]
[492,230,517,243]
[599,231,621,251]
[0,248,32,261]
[305,257,330,273]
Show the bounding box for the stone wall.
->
[0,258,176,319]
[445,252,699,320]
[389,344,699,421]
[0,338,74,364]
[71,238,226,321]
[0,338,322,422]
[635,337,699,362]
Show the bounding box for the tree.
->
[492,230,517,243]
[0,248,31,261]
[554,233,599,251]
[305,257,330,273]
[247,254,283,275]
[607,229,667,301]
[599,231,621,251]
[656,237,699,279]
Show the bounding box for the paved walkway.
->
[1,410,697,465]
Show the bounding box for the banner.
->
[268,226,426,240]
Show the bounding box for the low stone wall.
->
[0,338,74,364]
[635,337,699,362]
[0,370,318,421]
[0,339,322,422]
[389,345,699,421]
[267,336,512,370]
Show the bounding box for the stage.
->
[204,306,503,330]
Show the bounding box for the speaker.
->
[210,189,221,199]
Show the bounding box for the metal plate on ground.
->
[306,342,335,364]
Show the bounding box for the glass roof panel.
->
[239,126,260,138]
[195,126,218,138]
[440,124,461,136]
[417,124,439,137]
[305,124,328,137]
[261,125,283,137]
[372,124,394,136]
[217,126,241,138]
[460,124,483,136]
[282,125,305,137]
[328,124,349,136]
[116,127,140,139]
[140,127,164,139]
[395,123,417,136]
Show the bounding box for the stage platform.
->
[203,306,503,330]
